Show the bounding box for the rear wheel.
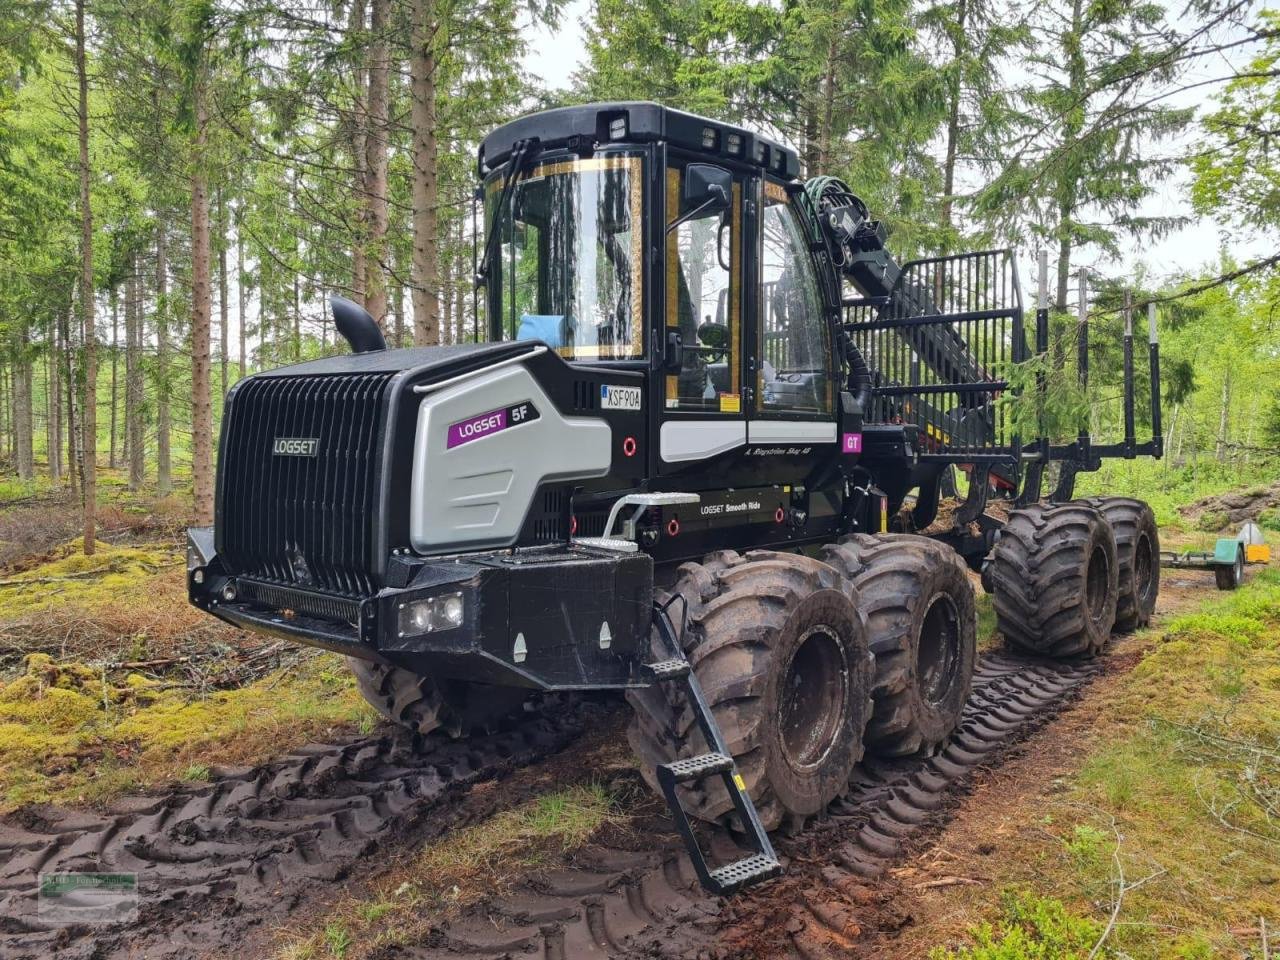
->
[347,657,530,737]
[990,502,1118,657]
[627,550,874,831]
[821,534,977,757]
[1083,497,1159,631]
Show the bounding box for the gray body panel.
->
[410,364,612,554]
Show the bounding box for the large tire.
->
[990,502,1119,657]
[627,551,874,831]
[347,657,529,737]
[1083,497,1159,631]
[821,534,977,757]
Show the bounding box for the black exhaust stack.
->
[330,295,387,353]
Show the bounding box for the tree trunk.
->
[48,324,61,483]
[293,273,301,360]
[109,289,118,468]
[454,228,465,344]
[127,253,144,491]
[392,264,405,348]
[62,305,77,499]
[1216,367,1231,462]
[218,190,229,399]
[440,229,453,347]
[12,328,33,480]
[1054,0,1086,312]
[818,35,837,169]
[191,80,214,527]
[364,0,390,329]
[1,361,10,468]
[349,0,368,305]
[237,215,246,378]
[156,225,171,496]
[74,0,96,553]
[939,0,968,243]
[801,99,820,180]
[410,0,440,346]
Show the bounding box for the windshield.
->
[484,155,643,360]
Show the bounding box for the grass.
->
[275,782,621,959]
[1074,456,1279,529]
[0,649,377,811]
[929,568,1280,959]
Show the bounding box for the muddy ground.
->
[0,541,1259,959]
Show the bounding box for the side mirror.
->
[667,164,733,236]
[682,164,732,214]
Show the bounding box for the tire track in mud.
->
[389,653,1103,960]
[0,706,590,960]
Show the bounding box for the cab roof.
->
[478,101,801,181]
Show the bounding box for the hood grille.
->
[217,372,395,597]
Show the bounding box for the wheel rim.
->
[779,626,848,773]
[1134,532,1156,607]
[1086,544,1110,624]
[917,594,961,705]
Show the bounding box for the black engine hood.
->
[253,341,542,382]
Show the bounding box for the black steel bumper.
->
[187,527,654,691]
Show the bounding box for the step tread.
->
[661,752,734,781]
[708,854,782,893]
[645,658,691,680]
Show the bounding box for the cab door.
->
[746,180,838,444]
[656,157,749,473]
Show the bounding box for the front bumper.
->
[187,527,654,691]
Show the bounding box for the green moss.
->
[0,540,180,620]
[929,892,1107,959]
[0,652,377,811]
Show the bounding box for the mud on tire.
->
[347,657,530,737]
[990,502,1119,657]
[626,550,875,831]
[821,534,977,758]
[1082,496,1159,631]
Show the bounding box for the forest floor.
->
[0,469,1278,958]
[0,467,378,812]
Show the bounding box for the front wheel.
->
[347,657,530,737]
[627,551,874,831]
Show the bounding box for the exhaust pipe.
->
[330,295,387,353]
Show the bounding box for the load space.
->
[189,102,1166,897]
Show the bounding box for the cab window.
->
[485,155,643,359]
[665,166,740,413]
[759,183,831,414]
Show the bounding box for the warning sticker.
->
[719,393,741,414]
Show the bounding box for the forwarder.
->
[188,102,1163,894]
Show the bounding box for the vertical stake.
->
[1123,289,1135,454]
[1148,301,1163,456]
[1077,269,1089,452]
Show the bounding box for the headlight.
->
[398,592,466,636]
